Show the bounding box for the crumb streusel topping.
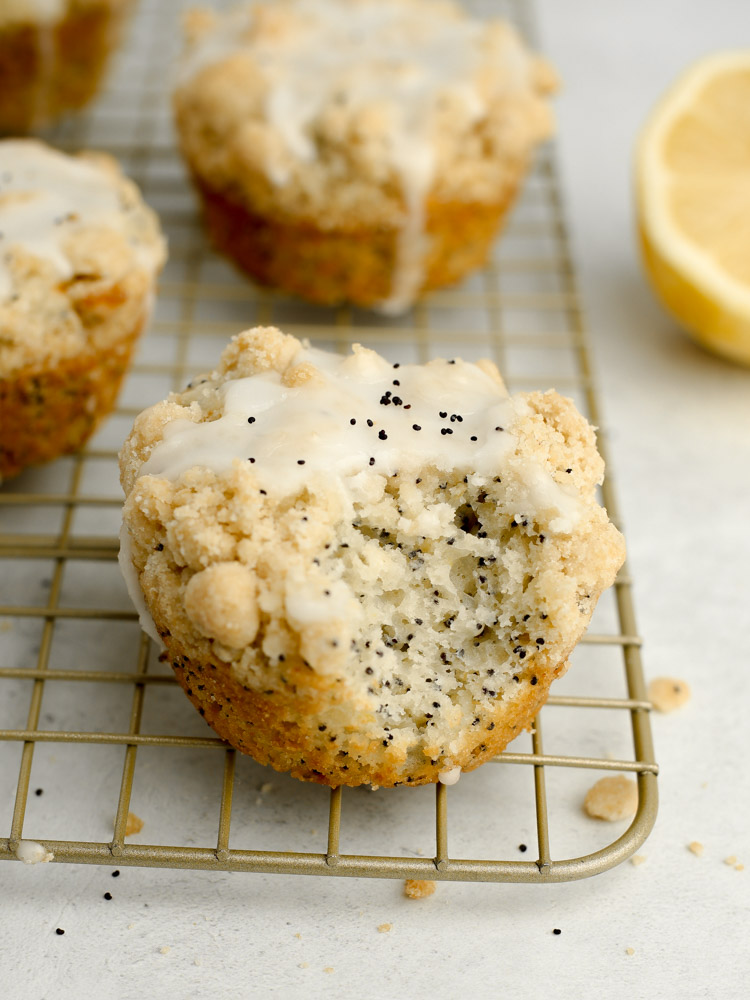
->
[0,140,166,374]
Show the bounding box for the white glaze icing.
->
[15,840,54,864]
[118,524,163,646]
[178,0,535,313]
[0,140,163,300]
[138,343,583,534]
[438,766,461,785]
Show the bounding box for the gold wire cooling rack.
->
[0,0,657,883]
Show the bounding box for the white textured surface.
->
[1,2,750,998]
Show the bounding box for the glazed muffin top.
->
[174,0,556,230]
[0,139,165,374]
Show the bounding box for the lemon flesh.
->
[637,52,750,366]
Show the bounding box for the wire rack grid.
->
[0,0,656,883]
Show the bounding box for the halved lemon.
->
[636,51,750,366]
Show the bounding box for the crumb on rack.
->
[377,923,392,933]
[648,677,691,712]
[404,879,436,899]
[630,854,647,867]
[15,840,54,864]
[583,775,637,821]
[688,841,704,857]
[125,812,144,836]
[259,782,274,794]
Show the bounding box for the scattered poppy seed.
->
[55,928,65,935]
[103,892,112,900]
[553,928,562,935]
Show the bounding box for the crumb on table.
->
[688,841,704,857]
[648,677,691,713]
[630,854,647,867]
[583,775,638,821]
[626,947,635,956]
[377,923,392,933]
[125,812,144,836]
[404,879,436,899]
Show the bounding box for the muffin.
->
[173,0,556,312]
[0,139,166,480]
[119,326,625,788]
[0,0,135,133]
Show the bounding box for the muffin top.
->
[174,0,556,230]
[121,327,603,518]
[0,139,165,374]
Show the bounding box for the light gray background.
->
[2,2,749,998]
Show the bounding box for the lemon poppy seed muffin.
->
[0,1,136,133]
[173,0,556,312]
[119,326,624,788]
[0,139,166,480]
